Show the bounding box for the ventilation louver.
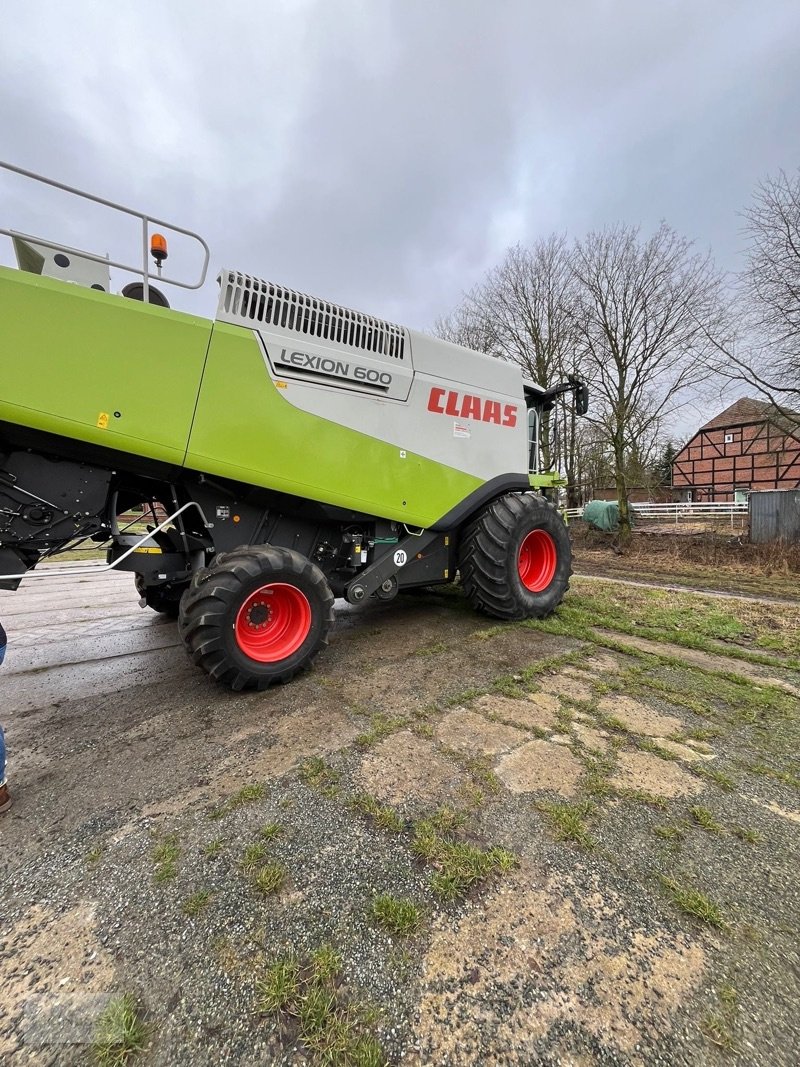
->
[219,271,405,360]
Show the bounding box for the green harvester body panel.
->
[0,269,492,528]
[0,267,211,466]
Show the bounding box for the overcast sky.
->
[2,1,799,432]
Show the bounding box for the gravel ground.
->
[1,567,799,1066]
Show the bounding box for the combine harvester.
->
[0,163,587,689]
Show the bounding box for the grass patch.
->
[661,876,726,928]
[694,765,736,792]
[241,842,269,872]
[616,787,670,811]
[209,782,266,819]
[443,685,485,708]
[411,814,516,900]
[416,641,448,657]
[638,738,679,761]
[554,704,574,732]
[300,757,341,797]
[256,955,301,1014]
[492,674,525,699]
[349,793,405,833]
[355,712,405,748]
[579,752,615,798]
[418,807,466,834]
[519,647,598,682]
[446,751,501,795]
[93,993,147,1065]
[259,822,284,841]
[310,944,342,981]
[230,782,266,808]
[686,727,721,742]
[252,862,287,895]
[689,806,725,833]
[458,783,488,809]
[537,800,595,848]
[370,894,422,936]
[654,823,685,841]
[701,983,739,1051]
[151,835,180,884]
[203,838,224,858]
[256,947,384,1066]
[600,714,631,733]
[561,583,800,669]
[622,658,796,736]
[733,825,761,843]
[746,762,800,790]
[87,845,104,865]
[182,889,212,917]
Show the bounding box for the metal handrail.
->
[0,160,210,299]
[0,501,210,583]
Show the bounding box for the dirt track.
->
[1,564,799,1065]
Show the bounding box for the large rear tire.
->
[178,545,335,691]
[458,493,572,620]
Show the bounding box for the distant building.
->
[672,398,800,502]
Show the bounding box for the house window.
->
[724,433,734,444]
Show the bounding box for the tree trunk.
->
[615,450,631,540]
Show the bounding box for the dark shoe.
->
[0,783,11,813]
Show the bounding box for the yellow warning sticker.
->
[97,412,110,429]
[133,547,161,554]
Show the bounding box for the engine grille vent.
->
[219,271,405,360]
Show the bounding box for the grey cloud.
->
[1,0,799,352]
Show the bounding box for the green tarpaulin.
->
[582,500,621,531]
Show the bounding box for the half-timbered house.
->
[672,398,800,502]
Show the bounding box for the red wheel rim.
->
[234,583,312,662]
[518,529,557,592]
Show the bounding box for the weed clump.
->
[151,835,180,884]
[689,806,725,833]
[537,800,595,849]
[252,862,286,896]
[182,889,212,917]
[300,757,341,797]
[256,947,384,1066]
[93,993,147,1065]
[661,876,726,928]
[209,782,266,819]
[370,894,422,936]
[348,793,405,833]
[355,712,405,748]
[411,812,516,900]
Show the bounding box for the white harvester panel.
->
[216,269,534,484]
[216,270,414,401]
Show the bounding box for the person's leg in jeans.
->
[0,622,10,813]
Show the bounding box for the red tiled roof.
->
[699,398,773,431]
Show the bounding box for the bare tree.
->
[572,419,613,502]
[436,236,582,474]
[745,168,800,376]
[573,223,724,536]
[707,169,800,426]
[433,293,496,355]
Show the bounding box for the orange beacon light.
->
[150,233,168,266]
